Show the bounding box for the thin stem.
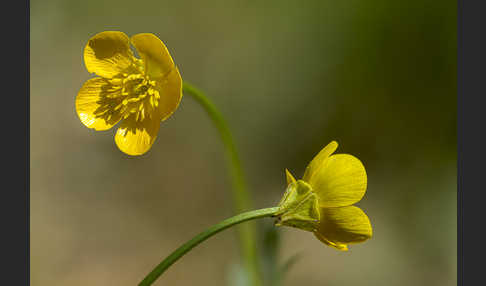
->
[182,82,250,212]
[138,207,280,286]
[182,81,261,285]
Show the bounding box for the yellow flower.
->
[275,141,372,251]
[76,31,182,155]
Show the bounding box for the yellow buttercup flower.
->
[275,141,372,251]
[76,31,182,155]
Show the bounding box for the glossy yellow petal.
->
[155,67,183,121]
[313,206,372,250]
[84,31,134,78]
[76,78,124,131]
[131,33,175,80]
[302,141,338,182]
[314,232,349,251]
[285,169,297,186]
[309,154,367,207]
[114,114,161,156]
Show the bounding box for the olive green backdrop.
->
[30,0,456,285]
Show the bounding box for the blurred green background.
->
[30,0,456,285]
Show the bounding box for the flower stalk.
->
[182,82,261,285]
[138,207,280,286]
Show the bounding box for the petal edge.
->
[310,153,367,208]
[114,115,161,156]
[131,33,175,80]
[84,31,134,78]
[76,78,123,131]
[303,141,338,182]
[156,67,183,122]
[314,206,372,248]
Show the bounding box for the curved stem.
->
[138,207,279,286]
[182,82,250,211]
[182,81,261,285]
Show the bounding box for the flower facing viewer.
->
[76,31,182,155]
[275,141,372,251]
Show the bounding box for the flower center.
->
[109,63,161,122]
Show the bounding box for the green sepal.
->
[275,180,320,232]
[277,180,312,213]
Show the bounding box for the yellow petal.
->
[314,233,348,251]
[285,169,296,186]
[155,67,183,121]
[114,114,161,156]
[130,33,175,80]
[76,78,124,131]
[309,154,367,207]
[84,31,134,78]
[313,206,372,250]
[302,141,338,182]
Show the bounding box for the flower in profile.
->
[76,31,182,155]
[275,141,372,251]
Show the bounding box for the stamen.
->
[105,90,122,98]
[153,90,160,100]
[110,65,163,123]
[129,107,138,114]
[108,78,123,85]
[120,105,128,115]
[114,103,123,111]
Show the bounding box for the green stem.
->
[182,81,261,285]
[138,207,279,286]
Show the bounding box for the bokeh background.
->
[30,0,456,285]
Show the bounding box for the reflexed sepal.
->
[277,179,312,211]
[275,180,320,232]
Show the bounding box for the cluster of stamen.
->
[108,61,161,122]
